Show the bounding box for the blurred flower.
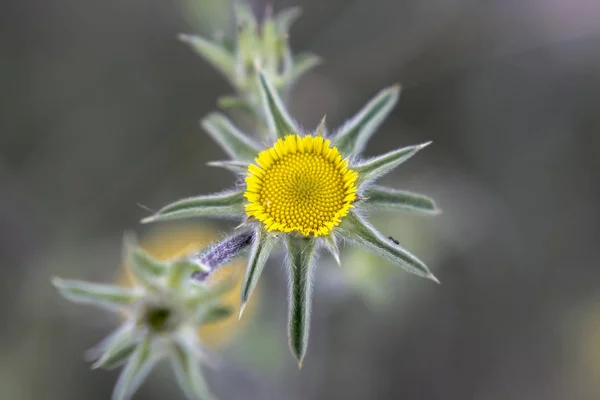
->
[52,227,255,400]
[118,224,256,349]
[142,71,440,366]
[179,1,320,121]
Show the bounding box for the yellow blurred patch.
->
[118,223,256,349]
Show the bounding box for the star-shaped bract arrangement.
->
[142,72,440,367]
[53,234,238,400]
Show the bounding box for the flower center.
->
[244,135,358,237]
[140,301,181,333]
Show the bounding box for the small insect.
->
[388,236,400,245]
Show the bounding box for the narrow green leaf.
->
[213,34,235,55]
[257,71,299,139]
[187,275,237,309]
[128,261,160,293]
[122,234,161,292]
[362,185,440,215]
[93,326,138,370]
[199,304,234,325]
[274,6,302,33]
[217,95,254,116]
[179,34,235,80]
[170,340,213,400]
[239,229,276,317]
[289,53,321,84]
[167,259,198,290]
[86,324,132,362]
[286,237,317,368]
[337,211,438,282]
[206,160,249,173]
[354,142,431,186]
[323,235,341,266]
[333,85,400,156]
[313,115,327,137]
[201,113,261,162]
[233,0,258,28]
[112,337,156,400]
[141,190,246,224]
[261,17,279,69]
[280,44,295,82]
[99,343,137,370]
[52,278,139,310]
[131,247,168,277]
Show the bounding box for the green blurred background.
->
[2,0,600,399]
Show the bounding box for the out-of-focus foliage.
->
[181,1,320,120]
[53,225,259,399]
[118,224,258,349]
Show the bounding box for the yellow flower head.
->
[244,135,358,237]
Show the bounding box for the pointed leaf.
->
[167,259,198,289]
[170,341,212,400]
[217,95,254,116]
[275,6,302,33]
[333,86,400,156]
[206,160,249,173]
[85,323,134,361]
[261,17,279,70]
[201,113,261,162]
[240,228,276,315]
[313,115,327,137]
[234,0,258,28]
[257,71,299,139]
[187,275,237,309]
[130,247,168,277]
[123,235,161,292]
[53,278,140,310]
[280,44,295,83]
[199,304,234,325]
[141,190,246,224]
[323,235,341,266]
[112,337,156,400]
[354,142,431,186]
[289,53,321,84]
[213,33,235,55]
[286,237,317,367]
[337,211,437,281]
[128,261,160,292]
[93,325,138,370]
[362,185,440,215]
[179,34,235,80]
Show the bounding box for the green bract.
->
[142,70,440,366]
[53,234,235,400]
[180,1,320,121]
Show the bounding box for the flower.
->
[117,224,257,349]
[52,232,239,400]
[245,135,358,237]
[142,71,441,367]
[179,1,320,118]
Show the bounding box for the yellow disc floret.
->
[244,135,358,237]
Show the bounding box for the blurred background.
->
[2,0,600,399]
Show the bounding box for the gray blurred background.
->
[2,0,600,399]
